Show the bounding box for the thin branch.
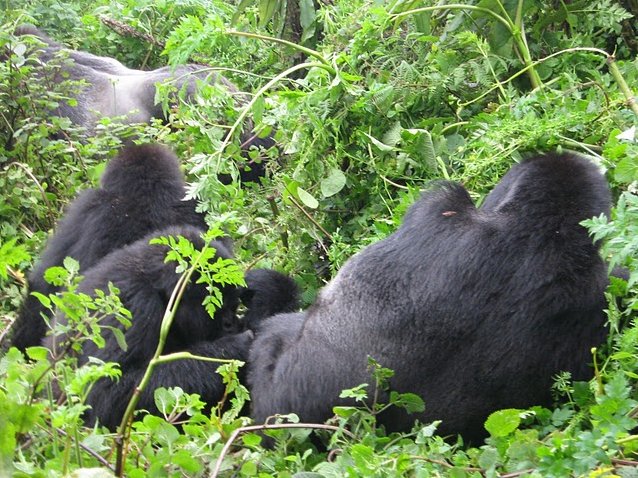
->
[54,427,115,471]
[286,192,334,241]
[99,15,164,47]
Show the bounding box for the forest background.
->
[1,0,638,476]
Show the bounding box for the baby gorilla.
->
[248,153,611,443]
[45,225,248,430]
[11,144,205,350]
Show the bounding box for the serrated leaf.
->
[615,156,638,183]
[320,169,346,197]
[242,432,262,447]
[63,256,80,274]
[297,187,318,209]
[484,408,522,437]
[333,406,357,418]
[382,121,402,147]
[391,392,425,413]
[25,346,50,361]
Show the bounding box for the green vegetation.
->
[1,0,637,475]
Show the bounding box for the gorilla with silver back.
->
[11,25,275,182]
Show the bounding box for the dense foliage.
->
[0,0,637,476]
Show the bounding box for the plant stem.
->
[114,265,195,476]
[391,5,511,31]
[226,30,332,68]
[213,61,333,177]
[391,4,542,89]
[607,55,638,117]
[456,46,638,120]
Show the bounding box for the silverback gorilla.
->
[12,25,275,182]
[11,144,206,350]
[248,153,611,443]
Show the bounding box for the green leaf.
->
[25,346,49,361]
[364,132,396,152]
[0,238,30,280]
[242,433,262,447]
[382,121,402,147]
[390,392,425,413]
[258,0,278,27]
[231,0,256,24]
[241,461,258,475]
[615,156,638,183]
[484,408,522,437]
[299,0,317,42]
[320,168,346,197]
[333,406,357,418]
[172,449,202,473]
[414,11,431,34]
[297,187,318,209]
[110,327,128,352]
[63,256,80,275]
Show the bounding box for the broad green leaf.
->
[258,0,278,27]
[320,168,346,197]
[297,187,318,209]
[484,408,522,437]
[300,0,317,42]
[615,156,638,183]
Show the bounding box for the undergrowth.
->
[0,0,637,476]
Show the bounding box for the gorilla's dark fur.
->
[11,144,205,350]
[45,225,248,430]
[248,153,611,443]
[241,269,300,330]
[12,25,275,182]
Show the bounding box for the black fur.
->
[45,225,248,430]
[248,153,611,443]
[241,269,300,330]
[11,144,205,350]
[12,25,277,183]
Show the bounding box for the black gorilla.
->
[12,25,275,182]
[241,269,300,330]
[248,153,611,443]
[44,225,247,430]
[11,144,206,350]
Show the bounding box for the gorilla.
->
[248,153,612,443]
[11,143,206,351]
[44,225,242,430]
[241,269,300,330]
[11,25,275,182]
